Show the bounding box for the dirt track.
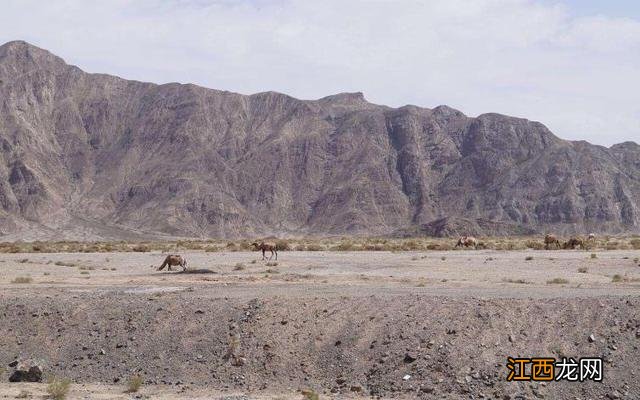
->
[1,250,639,399]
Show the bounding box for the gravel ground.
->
[1,250,639,399]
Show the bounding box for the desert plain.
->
[0,242,639,399]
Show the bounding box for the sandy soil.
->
[1,249,639,399]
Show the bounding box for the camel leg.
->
[158,261,166,271]
[262,249,267,261]
[274,249,277,260]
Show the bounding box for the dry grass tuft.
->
[547,278,569,284]
[502,278,529,284]
[125,374,144,393]
[11,276,32,284]
[301,389,320,400]
[46,377,71,400]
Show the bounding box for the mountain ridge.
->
[0,40,637,239]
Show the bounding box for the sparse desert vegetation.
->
[1,242,639,400]
[0,235,638,254]
[547,278,570,284]
[46,377,71,400]
[11,276,32,284]
[125,374,144,393]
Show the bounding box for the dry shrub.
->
[547,278,569,284]
[630,239,640,250]
[126,374,144,393]
[400,239,422,251]
[131,244,150,252]
[46,377,71,400]
[605,241,625,250]
[306,244,323,251]
[55,261,76,267]
[334,241,355,251]
[275,240,291,251]
[525,240,544,250]
[233,263,245,271]
[11,276,32,284]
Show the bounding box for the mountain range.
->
[0,40,638,239]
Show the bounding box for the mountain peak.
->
[0,40,67,69]
[318,92,366,103]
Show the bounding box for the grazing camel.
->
[158,254,188,271]
[544,234,561,250]
[455,236,478,249]
[588,233,596,241]
[252,241,278,261]
[564,237,584,250]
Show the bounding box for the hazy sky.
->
[1,0,638,146]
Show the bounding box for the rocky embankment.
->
[1,291,638,398]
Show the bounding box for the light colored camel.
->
[157,254,188,271]
[455,236,478,249]
[252,241,278,261]
[544,234,561,250]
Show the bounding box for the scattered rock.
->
[421,386,435,393]
[403,352,417,363]
[9,362,43,383]
[588,334,596,343]
[402,374,411,381]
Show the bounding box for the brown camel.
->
[564,237,584,250]
[157,254,188,271]
[544,234,561,250]
[252,241,277,261]
[455,236,478,249]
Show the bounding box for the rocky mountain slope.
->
[0,40,638,239]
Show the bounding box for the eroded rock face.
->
[0,40,638,239]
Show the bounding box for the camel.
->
[157,254,188,271]
[455,236,478,249]
[564,237,584,250]
[252,241,278,261]
[544,234,561,250]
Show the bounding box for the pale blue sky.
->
[0,0,638,146]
